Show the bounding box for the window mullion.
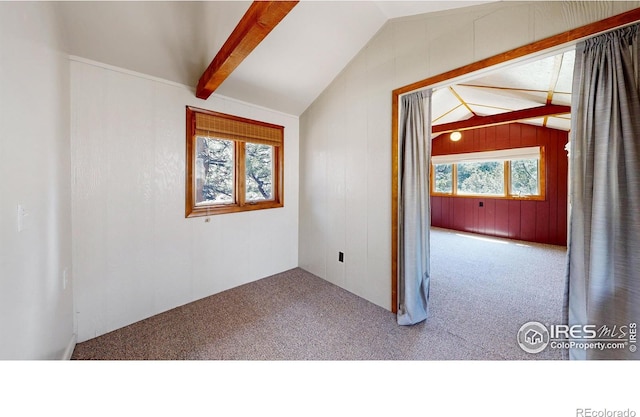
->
[504,160,510,197]
[430,163,434,193]
[237,141,246,206]
[452,164,458,196]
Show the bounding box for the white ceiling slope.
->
[432,49,575,132]
[56,1,492,116]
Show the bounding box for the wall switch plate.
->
[17,204,27,232]
[63,268,70,290]
[338,252,344,263]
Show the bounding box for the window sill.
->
[186,200,284,217]
[430,193,545,201]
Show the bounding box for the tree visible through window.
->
[246,143,273,201]
[430,146,544,200]
[457,161,504,195]
[186,107,284,217]
[196,137,234,205]
[434,163,453,193]
[510,159,539,196]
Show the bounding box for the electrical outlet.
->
[338,252,344,263]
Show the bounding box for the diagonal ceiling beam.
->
[432,104,571,134]
[196,1,299,100]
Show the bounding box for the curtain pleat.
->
[565,24,640,359]
[397,90,432,326]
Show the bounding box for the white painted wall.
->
[298,1,640,310]
[70,59,299,342]
[0,2,74,359]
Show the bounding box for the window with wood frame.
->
[431,146,545,200]
[185,106,284,217]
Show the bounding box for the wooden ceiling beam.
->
[196,1,299,100]
[432,104,571,134]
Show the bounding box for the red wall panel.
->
[431,122,568,246]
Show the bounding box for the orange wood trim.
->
[185,107,197,217]
[391,92,399,313]
[393,8,640,97]
[390,8,640,314]
[276,137,285,208]
[432,105,570,134]
[185,107,284,218]
[428,157,546,202]
[503,160,510,197]
[449,86,477,117]
[237,141,246,207]
[188,200,284,217]
[453,164,458,196]
[187,106,286,131]
[538,146,547,201]
[196,1,299,100]
[432,193,546,202]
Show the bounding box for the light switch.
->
[17,205,28,232]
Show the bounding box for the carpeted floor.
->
[71,228,567,360]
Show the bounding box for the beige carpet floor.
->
[71,228,567,360]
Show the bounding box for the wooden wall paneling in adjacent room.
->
[453,198,465,231]
[441,197,452,229]
[430,122,569,246]
[494,199,510,238]
[508,200,522,239]
[536,200,551,243]
[545,128,560,244]
[509,123,522,148]
[431,194,441,226]
[521,123,538,147]
[496,124,511,149]
[521,201,537,241]
[484,198,496,236]
[556,132,569,245]
[477,197,486,235]
[464,198,474,233]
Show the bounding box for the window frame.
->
[185,106,284,217]
[430,146,546,201]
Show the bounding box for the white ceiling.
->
[432,49,575,132]
[56,1,492,116]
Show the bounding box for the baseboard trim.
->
[62,333,77,360]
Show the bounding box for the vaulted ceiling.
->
[56,1,491,115]
[432,49,575,133]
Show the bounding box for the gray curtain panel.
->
[397,90,432,326]
[566,24,640,359]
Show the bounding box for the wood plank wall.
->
[431,123,568,246]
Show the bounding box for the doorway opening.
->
[429,47,574,246]
[390,8,640,313]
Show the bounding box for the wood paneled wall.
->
[431,123,568,246]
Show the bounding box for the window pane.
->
[510,159,539,196]
[457,161,504,195]
[246,143,273,201]
[434,163,453,193]
[195,137,234,205]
